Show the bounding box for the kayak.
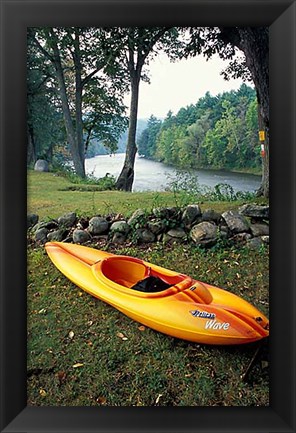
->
[45,241,269,345]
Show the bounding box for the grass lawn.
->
[27,170,269,406]
[27,170,268,219]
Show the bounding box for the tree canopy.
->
[138,85,260,172]
[28,27,128,176]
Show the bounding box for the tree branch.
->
[31,32,55,63]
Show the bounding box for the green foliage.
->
[27,34,66,163]
[165,170,202,207]
[137,116,162,158]
[166,171,256,204]
[28,27,129,175]
[138,85,260,173]
[51,162,116,190]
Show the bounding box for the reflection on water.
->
[85,153,261,193]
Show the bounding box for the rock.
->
[33,220,58,232]
[247,237,264,250]
[57,212,77,228]
[231,232,252,243]
[164,228,187,243]
[147,220,167,235]
[136,229,155,243]
[34,159,49,172]
[77,217,89,230]
[202,209,221,224]
[35,228,49,243]
[182,205,202,227]
[128,209,147,226]
[218,225,230,240]
[88,216,109,235]
[153,207,170,219]
[112,232,127,244]
[221,210,250,234]
[167,228,187,239]
[110,220,130,234]
[27,214,39,229]
[73,229,91,244]
[239,204,269,219]
[47,229,68,242]
[250,223,269,237]
[190,222,218,247]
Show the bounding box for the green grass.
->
[27,170,269,406]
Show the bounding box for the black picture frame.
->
[1,0,295,432]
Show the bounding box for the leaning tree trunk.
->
[116,74,140,191]
[219,27,269,197]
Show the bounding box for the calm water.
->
[85,153,261,193]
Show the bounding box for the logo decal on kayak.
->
[205,319,230,331]
[190,310,216,320]
[190,311,230,331]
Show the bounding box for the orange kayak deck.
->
[45,242,269,345]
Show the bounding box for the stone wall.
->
[27,204,269,250]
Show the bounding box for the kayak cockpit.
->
[92,255,213,303]
[99,255,187,292]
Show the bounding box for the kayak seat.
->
[101,256,150,289]
[130,275,171,293]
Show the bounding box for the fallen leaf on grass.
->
[96,396,107,405]
[73,363,84,368]
[56,371,67,385]
[39,389,47,397]
[138,326,146,332]
[117,332,128,340]
[155,394,163,405]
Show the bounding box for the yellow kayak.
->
[45,242,269,345]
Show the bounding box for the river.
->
[85,153,261,193]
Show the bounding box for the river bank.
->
[85,154,261,193]
[27,170,268,220]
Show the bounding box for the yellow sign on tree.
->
[259,130,265,141]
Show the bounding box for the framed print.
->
[1,0,295,432]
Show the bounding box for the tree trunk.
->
[73,29,86,175]
[50,29,85,178]
[27,126,36,166]
[116,74,140,191]
[219,27,269,197]
[55,63,85,177]
[256,105,269,197]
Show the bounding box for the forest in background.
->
[28,80,260,174]
[137,84,261,172]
